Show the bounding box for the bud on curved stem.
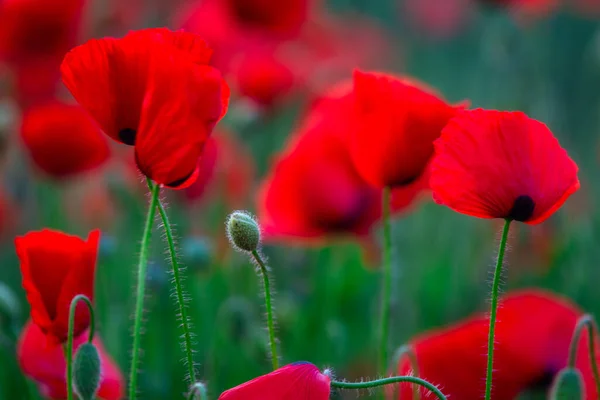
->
[330,376,447,400]
[567,314,600,395]
[188,382,209,400]
[65,294,95,400]
[550,367,584,400]
[73,342,101,400]
[227,211,261,252]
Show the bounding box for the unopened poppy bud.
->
[550,367,584,400]
[73,342,101,400]
[226,211,260,252]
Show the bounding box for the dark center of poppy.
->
[507,195,535,222]
[165,169,196,188]
[118,128,137,145]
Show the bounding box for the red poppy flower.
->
[219,362,330,400]
[20,100,110,179]
[61,28,230,189]
[349,69,465,189]
[430,109,579,224]
[15,229,99,345]
[393,290,598,399]
[17,320,123,400]
[258,81,426,246]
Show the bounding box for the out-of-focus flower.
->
[349,70,465,189]
[219,362,330,399]
[61,28,230,189]
[403,0,472,39]
[257,81,427,256]
[15,229,99,345]
[20,100,110,180]
[393,290,599,399]
[430,109,579,224]
[182,130,255,210]
[17,320,123,400]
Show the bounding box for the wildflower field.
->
[0,0,600,399]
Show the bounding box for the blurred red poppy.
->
[15,229,99,345]
[403,0,472,39]
[219,362,330,400]
[393,290,598,399]
[61,28,230,189]
[183,130,255,210]
[20,100,110,180]
[258,81,427,254]
[17,320,123,400]
[430,109,579,224]
[349,70,465,189]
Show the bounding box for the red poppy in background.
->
[258,81,427,257]
[393,290,598,399]
[20,101,110,179]
[18,320,123,400]
[182,131,255,210]
[430,109,579,224]
[61,28,230,189]
[349,70,465,189]
[219,362,330,400]
[15,229,99,344]
[403,0,472,39]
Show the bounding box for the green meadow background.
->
[1,1,600,399]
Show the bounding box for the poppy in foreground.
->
[15,229,99,345]
[257,81,426,253]
[219,362,330,400]
[17,320,123,400]
[61,28,230,189]
[20,101,110,180]
[349,69,464,189]
[430,109,579,224]
[393,290,598,399]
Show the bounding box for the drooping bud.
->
[226,211,260,252]
[73,342,102,400]
[550,367,584,400]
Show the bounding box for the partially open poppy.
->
[393,290,598,399]
[430,109,579,224]
[15,229,99,345]
[219,362,330,400]
[20,100,110,180]
[61,28,230,189]
[349,69,464,189]
[17,320,123,400]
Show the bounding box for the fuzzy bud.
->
[550,367,584,400]
[227,211,260,252]
[73,342,101,400]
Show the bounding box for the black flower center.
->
[118,128,137,145]
[508,195,535,222]
[165,169,195,188]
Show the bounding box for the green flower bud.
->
[226,211,260,252]
[73,343,101,400]
[550,367,584,400]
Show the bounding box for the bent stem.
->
[331,376,446,400]
[188,382,208,400]
[128,180,161,400]
[250,250,279,370]
[148,180,196,383]
[484,219,511,400]
[567,314,600,395]
[66,294,95,400]
[378,186,393,377]
[391,345,420,400]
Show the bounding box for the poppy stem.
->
[567,314,600,394]
[330,376,446,399]
[187,382,208,400]
[484,218,512,400]
[148,180,197,383]
[391,345,420,400]
[66,294,95,400]
[250,250,279,370]
[378,186,393,378]
[128,180,160,400]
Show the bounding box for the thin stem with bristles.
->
[567,314,600,395]
[66,294,95,400]
[250,250,279,370]
[331,376,446,400]
[128,179,160,400]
